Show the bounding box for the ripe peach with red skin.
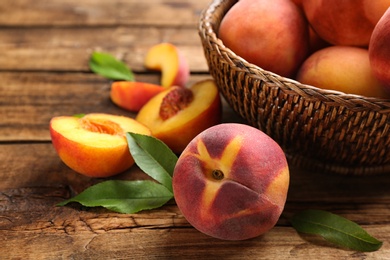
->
[173,123,290,240]
[308,26,330,54]
[364,0,390,25]
[136,79,222,154]
[144,42,190,88]
[110,81,165,112]
[50,113,151,178]
[218,0,309,78]
[369,7,390,91]
[302,0,390,46]
[296,46,390,98]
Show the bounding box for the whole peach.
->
[369,7,390,90]
[302,0,390,47]
[363,0,390,25]
[218,0,309,78]
[172,123,289,240]
[296,46,390,98]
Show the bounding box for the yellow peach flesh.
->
[144,43,189,88]
[50,113,151,177]
[137,80,218,134]
[135,80,222,153]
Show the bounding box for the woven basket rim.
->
[199,0,390,114]
[198,0,390,175]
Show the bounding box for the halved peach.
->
[110,81,165,112]
[50,113,151,178]
[136,79,222,154]
[144,42,190,88]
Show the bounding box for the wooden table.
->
[1,0,389,259]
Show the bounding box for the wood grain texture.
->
[0,0,210,26]
[0,72,242,141]
[0,27,208,72]
[0,0,389,259]
[2,227,388,259]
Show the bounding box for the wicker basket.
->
[198,0,390,175]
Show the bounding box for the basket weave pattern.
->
[198,0,390,175]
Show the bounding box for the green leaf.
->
[73,113,85,118]
[57,132,178,214]
[291,209,383,252]
[57,180,173,214]
[126,132,178,192]
[89,52,134,81]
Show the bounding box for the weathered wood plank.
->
[1,0,389,258]
[0,72,242,141]
[1,224,388,259]
[0,0,211,27]
[1,156,389,258]
[0,27,208,72]
[0,143,389,258]
[1,143,390,213]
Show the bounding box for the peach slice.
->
[172,123,290,240]
[144,43,190,88]
[110,81,165,112]
[135,79,222,154]
[50,113,151,178]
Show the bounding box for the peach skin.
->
[369,7,390,91]
[110,81,165,112]
[218,0,309,78]
[302,0,390,47]
[296,46,390,98]
[172,123,290,240]
[50,113,151,178]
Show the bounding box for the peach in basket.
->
[198,0,390,175]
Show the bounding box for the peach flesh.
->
[136,80,222,154]
[50,113,151,177]
[144,43,190,88]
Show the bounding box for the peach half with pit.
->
[135,79,222,154]
[172,123,290,240]
[110,81,165,112]
[50,113,151,178]
[144,42,190,88]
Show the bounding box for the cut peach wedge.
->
[110,81,165,112]
[50,113,151,178]
[144,43,190,88]
[136,79,222,154]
